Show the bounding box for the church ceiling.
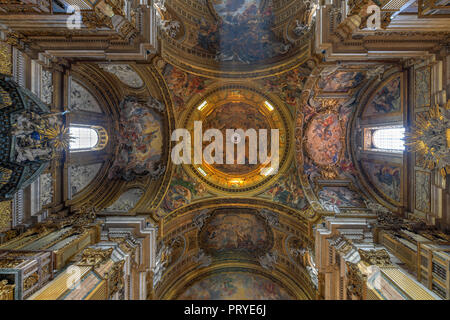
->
[176,271,296,300]
[0,0,449,302]
[45,48,414,300]
[156,202,315,299]
[13,2,435,299]
[63,56,406,226]
[157,0,316,78]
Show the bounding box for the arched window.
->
[69,125,108,152]
[372,127,405,151]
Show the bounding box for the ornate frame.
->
[302,105,347,179]
[178,82,294,196]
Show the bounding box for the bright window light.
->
[264,101,274,111]
[197,101,207,111]
[197,167,207,176]
[69,126,99,151]
[372,127,405,151]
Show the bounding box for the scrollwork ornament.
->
[259,251,278,270]
[358,249,392,267]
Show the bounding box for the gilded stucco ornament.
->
[259,251,278,270]
[105,260,125,296]
[0,280,15,300]
[346,262,366,299]
[192,209,211,230]
[406,100,450,177]
[152,241,172,289]
[154,0,181,38]
[78,248,114,267]
[358,249,392,267]
[258,209,280,227]
[192,249,212,269]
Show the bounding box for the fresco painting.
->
[306,113,342,166]
[262,66,311,108]
[199,210,272,256]
[317,71,364,92]
[362,161,401,203]
[196,0,291,64]
[163,64,211,113]
[415,171,430,212]
[178,272,294,300]
[162,166,209,212]
[109,98,163,180]
[203,102,270,175]
[364,76,401,116]
[259,167,307,210]
[318,186,365,210]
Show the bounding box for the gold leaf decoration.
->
[0,200,12,231]
[0,42,12,76]
[406,100,450,177]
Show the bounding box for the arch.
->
[372,127,405,152]
[69,125,108,152]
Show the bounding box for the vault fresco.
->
[198,0,292,64]
[317,71,365,92]
[262,65,311,109]
[199,208,273,257]
[318,186,365,210]
[258,166,308,211]
[364,76,401,116]
[305,113,343,166]
[162,166,210,213]
[162,64,212,114]
[362,161,401,203]
[203,101,270,175]
[177,271,294,300]
[109,97,164,180]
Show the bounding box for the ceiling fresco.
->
[109,97,165,181]
[257,165,308,211]
[157,203,315,300]
[159,0,317,78]
[203,101,270,175]
[293,64,404,213]
[162,64,212,114]
[363,75,402,117]
[54,39,411,300]
[153,60,403,220]
[198,208,273,258]
[317,71,365,93]
[177,271,295,300]
[361,161,402,204]
[200,0,291,64]
[2,0,449,302]
[177,84,292,195]
[305,112,343,167]
[59,56,411,300]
